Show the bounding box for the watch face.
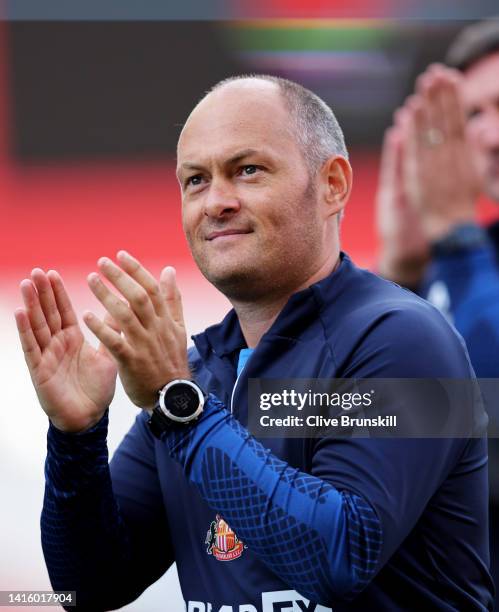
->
[164,383,200,419]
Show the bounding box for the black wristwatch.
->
[148,379,205,439]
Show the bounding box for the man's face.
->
[462,51,499,202]
[176,80,327,301]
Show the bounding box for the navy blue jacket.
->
[42,253,493,611]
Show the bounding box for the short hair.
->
[446,18,499,71]
[208,74,348,175]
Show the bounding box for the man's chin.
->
[201,264,270,301]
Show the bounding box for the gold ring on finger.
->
[425,128,444,147]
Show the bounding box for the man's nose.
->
[203,179,241,218]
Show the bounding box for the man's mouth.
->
[206,229,253,241]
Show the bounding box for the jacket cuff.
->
[45,410,110,498]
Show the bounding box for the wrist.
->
[430,223,489,257]
[49,411,108,434]
[129,369,193,411]
[378,249,429,287]
[421,211,476,242]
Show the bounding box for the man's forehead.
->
[179,81,287,139]
[177,80,296,163]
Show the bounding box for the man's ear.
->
[319,156,353,218]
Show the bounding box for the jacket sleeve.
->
[419,243,499,503]
[378,232,499,381]
[420,243,499,379]
[41,410,174,611]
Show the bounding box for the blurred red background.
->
[1,18,497,289]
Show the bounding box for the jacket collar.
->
[191,252,353,360]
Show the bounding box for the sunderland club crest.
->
[205,515,245,561]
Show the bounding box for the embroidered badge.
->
[205,514,245,561]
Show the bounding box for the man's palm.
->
[16,269,117,433]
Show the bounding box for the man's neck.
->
[232,254,340,348]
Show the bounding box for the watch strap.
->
[148,406,172,439]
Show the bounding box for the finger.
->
[47,270,78,328]
[393,106,408,128]
[116,250,165,316]
[421,75,445,141]
[439,76,466,140]
[398,102,415,155]
[391,129,405,208]
[379,127,398,187]
[20,278,52,350]
[104,311,121,333]
[415,69,431,96]
[400,105,422,206]
[14,308,42,368]
[415,64,443,96]
[96,312,122,359]
[376,126,404,235]
[411,97,430,152]
[378,126,405,210]
[160,266,185,326]
[83,311,131,361]
[425,62,446,79]
[31,268,62,335]
[97,257,156,327]
[87,272,143,336]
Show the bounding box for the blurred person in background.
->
[376,17,499,591]
[16,75,493,610]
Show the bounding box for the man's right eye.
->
[186,175,203,187]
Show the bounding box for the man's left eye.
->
[241,165,258,176]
